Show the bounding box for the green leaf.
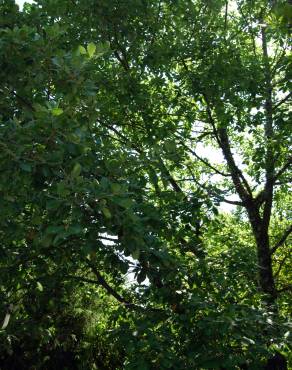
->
[41,235,53,247]
[111,183,121,194]
[57,181,70,196]
[36,282,43,292]
[66,225,83,236]
[87,42,96,58]
[95,41,110,57]
[117,198,132,209]
[20,162,32,172]
[101,207,112,219]
[132,249,140,260]
[51,107,63,116]
[46,199,62,210]
[164,140,176,152]
[78,45,87,55]
[71,163,82,177]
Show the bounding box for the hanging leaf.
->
[87,42,96,58]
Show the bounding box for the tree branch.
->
[273,157,292,184]
[10,90,35,112]
[219,128,254,199]
[274,92,291,109]
[175,136,232,177]
[201,94,253,202]
[114,50,130,71]
[157,157,184,193]
[274,253,290,278]
[224,1,228,33]
[186,168,243,206]
[261,26,275,233]
[270,224,292,255]
[98,236,119,243]
[74,265,139,309]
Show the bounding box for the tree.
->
[0,0,291,368]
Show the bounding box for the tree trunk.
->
[247,206,277,305]
[247,208,287,369]
[254,228,277,305]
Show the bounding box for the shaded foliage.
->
[0,0,291,369]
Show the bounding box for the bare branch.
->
[79,263,139,309]
[157,158,183,193]
[218,198,243,206]
[273,157,292,184]
[98,236,119,243]
[186,168,244,206]
[201,94,254,201]
[175,135,232,177]
[274,253,290,278]
[274,92,292,109]
[270,224,292,255]
[74,263,164,313]
[9,90,35,112]
[114,50,130,71]
[224,1,228,30]
[261,26,275,234]
[69,275,138,309]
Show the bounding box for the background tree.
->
[0,0,291,369]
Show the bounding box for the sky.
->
[15,0,33,10]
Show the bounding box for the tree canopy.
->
[0,0,291,369]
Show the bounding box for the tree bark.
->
[247,206,277,305]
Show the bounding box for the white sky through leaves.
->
[15,0,34,10]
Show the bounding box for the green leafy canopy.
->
[0,0,291,369]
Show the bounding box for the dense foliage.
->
[0,0,291,369]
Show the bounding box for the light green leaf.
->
[87,42,96,58]
[78,45,87,55]
[51,107,63,116]
[71,163,82,178]
[36,282,43,292]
